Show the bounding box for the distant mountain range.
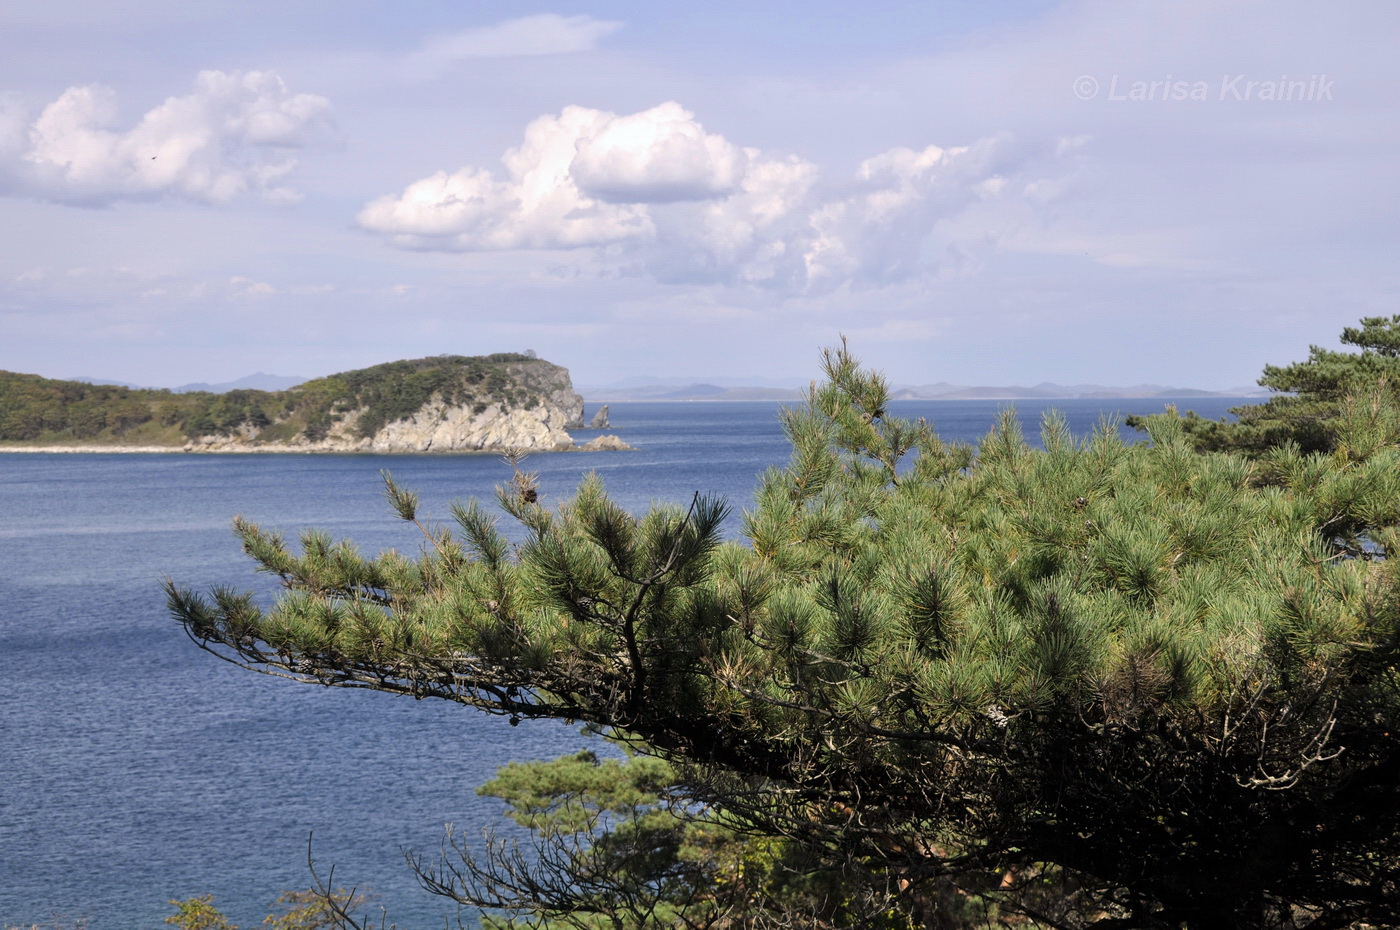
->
[578,377,1269,402]
[888,381,1265,401]
[578,382,808,401]
[69,372,307,393]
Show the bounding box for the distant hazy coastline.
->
[580,383,1266,403]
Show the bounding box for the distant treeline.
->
[0,353,541,445]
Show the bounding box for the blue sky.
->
[1,0,1395,389]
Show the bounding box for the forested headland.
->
[0,353,585,451]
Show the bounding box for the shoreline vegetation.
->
[0,353,633,454]
[0,440,631,454]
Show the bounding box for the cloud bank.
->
[0,70,332,206]
[358,102,1068,291]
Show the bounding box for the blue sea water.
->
[0,398,1245,928]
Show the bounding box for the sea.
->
[0,397,1246,929]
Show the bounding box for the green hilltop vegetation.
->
[0,353,548,446]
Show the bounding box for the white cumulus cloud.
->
[571,102,747,204]
[0,70,332,206]
[359,102,1069,292]
[359,102,731,251]
[803,138,1016,285]
[358,101,815,267]
[358,108,650,250]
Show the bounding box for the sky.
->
[0,0,1396,390]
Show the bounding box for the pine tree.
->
[169,342,1400,929]
[1130,314,1400,455]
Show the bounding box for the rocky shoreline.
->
[0,434,633,454]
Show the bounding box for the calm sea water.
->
[0,398,1245,928]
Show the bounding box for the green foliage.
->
[171,341,1400,929]
[0,353,557,446]
[432,747,939,930]
[482,750,677,836]
[165,896,238,930]
[262,890,364,930]
[0,370,176,442]
[163,889,367,930]
[1131,314,1400,455]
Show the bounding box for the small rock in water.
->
[579,434,633,451]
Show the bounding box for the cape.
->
[0,354,630,453]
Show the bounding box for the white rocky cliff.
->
[366,398,574,452]
[186,355,631,453]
